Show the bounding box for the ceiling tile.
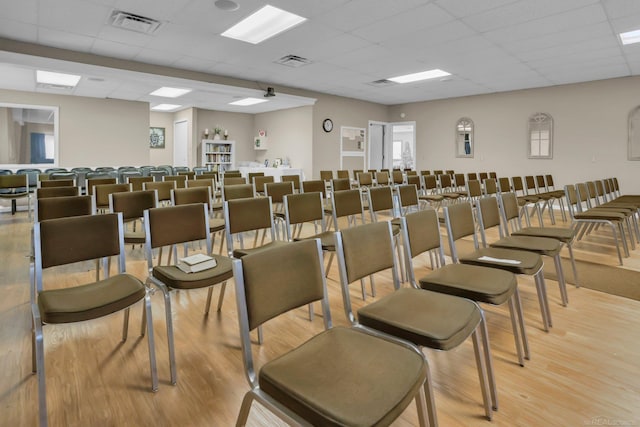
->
[0,18,38,43]
[602,0,640,19]
[1,0,38,25]
[435,0,519,18]
[38,0,112,37]
[91,39,143,60]
[38,27,96,52]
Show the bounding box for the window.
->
[528,113,553,159]
[455,118,473,158]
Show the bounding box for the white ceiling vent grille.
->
[110,11,162,34]
[367,79,397,87]
[36,83,75,91]
[274,55,312,68]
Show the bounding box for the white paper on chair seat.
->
[177,253,217,273]
[477,256,521,265]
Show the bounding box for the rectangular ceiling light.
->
[620,29,640,45]
[36,70,81,87]
[150,87,192,97]
[229,97,268,106]
[151,104,182,111]
[221,5,307,44]
[387,69,451,84]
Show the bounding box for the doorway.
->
[368,121,416,170]
[174,120,189,167]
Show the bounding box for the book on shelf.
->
[177,253,217,273]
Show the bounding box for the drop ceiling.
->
[0,0,639,112]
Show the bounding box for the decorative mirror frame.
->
[455,117,474,158]
[528,112,553,159]
[628,106,640,160]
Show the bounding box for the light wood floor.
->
[1,209,639,426]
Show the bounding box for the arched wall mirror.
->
[528,112,553,159]
[628,106,640,160]
[455,117,474,158]
[0,103,59,167]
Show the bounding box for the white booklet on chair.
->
[177,253,217,273]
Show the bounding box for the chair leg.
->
[122,307,130,341]
[257,326,264,345]
[479,312,498,411]
[216,281,227,312]
[422,365,438,427]
[369,274,376,297]
[534,271,552,331]
[360,278,367,301]
[471,328,492,421]
[235,392,255,427]
[325,252,335,278]
[414,379,431,427]
[567,243,580,288]
[153,280,177,385]
[32,309,48,427]
[507,296,524,367]
[308,303,314,321]
[205,287,214,315]
[553,254,569,306]
[513,287,530,360]
[143,294,159,392]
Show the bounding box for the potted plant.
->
[213,126,223,140]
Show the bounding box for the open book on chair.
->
[177,253,217,273]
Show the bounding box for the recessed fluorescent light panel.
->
[221,5,307,44]
[620,29,640,45]
[151,104,182,111]
[150,87,192,98]
[388,69,451,84]
[229,97,269,106]
[36,70,81,87]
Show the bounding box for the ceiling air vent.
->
[274,55,312,68]
[367,79,397,87]
[110,11,162,34]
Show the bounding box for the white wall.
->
[390,76,640,193]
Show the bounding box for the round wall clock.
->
[322,118,333,133]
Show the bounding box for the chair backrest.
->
[128,176,154,192]
[172,186,211,207]
[331,189,365,228]
[330,178,351,192]
[35,195,94,222]
[366,186,394,222]
[433,169,444,176]
[177,171,196,179]
[442,202,479,262]
[247,172,264,184]
[196,172,218,181]
[173,166,189,174]
[400,209,446,286]
[39,179,75,188]
[0,174,27,190]
[352,169,363,180]
[511,176,525,193]
[391,170,404,185]
[535,175,547,192]
[192,167,209,175]
[283,192,325,238]
[264,179,294,201]
[224,197,276,255]
[110,190,158,221]
[185,178,216,193]
[281,174,301,191]
[254,175,275,192]
[335,221,398,323]
[467,179,482,199]
[524,176,537,194]
[479,172,488,181]
[489,172,497,179]
[498,177,511,193]
[145,203,210,255]
[143,181,176,203]
[233,238,329,387]
[87,178,117,195]
[476,196,505,245]
[454,173,466,188]
[16,169,41,188]
[50,172,77,181]
[500,192,520,222]
[319,170,333,181]
[223,171,242,178]
[163,175,187,189]
[439,173,453,190]
[467,172,478,181]
[423,174,438,192]
[396,184,420,214]
[357,172,373,187]
[420,170,431,176]
[545,174,557,190]
[223,176,246,186]
[94,183,131,208]
[223,184,254,202]
[406,174,421,188]
[302,180,326,197]
[336,170,350,179]
[34,213,125,293]
[484,178,498,196]
[36,186,79,199]
[375,171,390,186]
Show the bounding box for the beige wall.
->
[254,106,313,178]
[390,76,640,193]
[195,109,254,167]
[0,88,149,168]
[312,94,389,179]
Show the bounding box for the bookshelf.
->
[201,139,235,173]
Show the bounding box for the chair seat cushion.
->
[358,288,481,350]
[124,226,146,244]
[259,326,426,426]
[490,235,561,257]
[419,264,516,305]
[233,240,290,258]
[574,210,625,220]
[152,255,233,290]
[459,247,543,275]
[419,194,444,202]
[295,231,335,251]
[441,193,460,199]
[38,273,145,324]
[512,226,575,243]
[209,217,226,233]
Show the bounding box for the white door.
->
[390,122,416,170]
[174,120,189,167]
[369,122,385,169]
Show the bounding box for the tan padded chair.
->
[336,221,495,423]
[420,175,445,206]
[391,169,404,185]
[500,192,580,289]
[478,172,488,182]
[403,209,527,368]
[195,172,218,181]
[32,213,158,426]
[356,171,373,188]
[477,196,569,307]
[224,196,289,258]
[438,174,461,202]
[86,177,117,195]
[233,238,430,427]
[128,176,154,192]
[222,183,254,202]
[512,176,543,226]
[93,183,131,212]
[484,178,498,196]
[302,179,326,197]
[281,174,301,191]
[264,181,295,239]
[143,180,176,206]
[35,195,94,222]
[0,174,31,216]
[525,175,556,225]
[442,202,553,332]
[163,175,187,189]
[222,171,241,179]
[420,170,431,176]
[186,178,221,215]
[36,186,79,199]
[536,175,567,221]
[109,190,158,246]
[330,177,351,192]
[177,171,195,179]
[144,203,233,384]
[39,178,75,188]
[172,186,225,250]
[247,172,264,185]
[336,169,349,179]
[319,170,333,182]
[395,184,428,216]
[365,186,405,280]
[253,175,274,194]
[376,171,390,186]
[223,176,246,186]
